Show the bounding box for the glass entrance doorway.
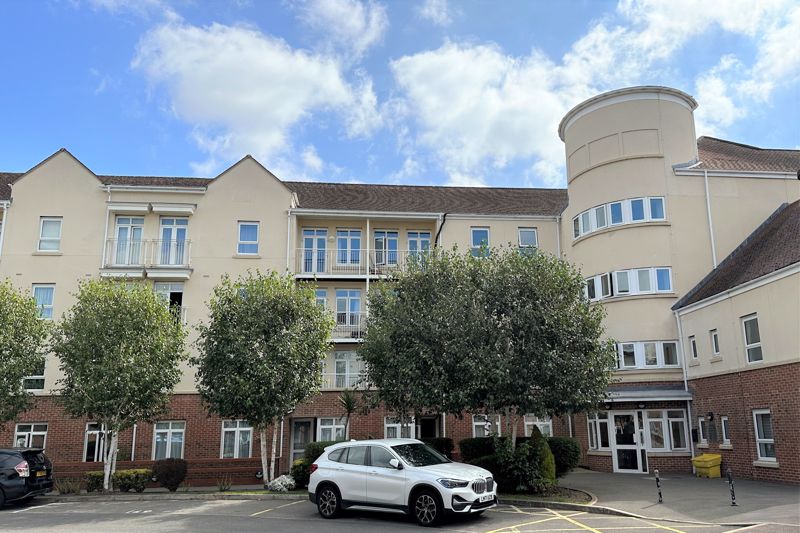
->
[291,419,313,462]
[611,412,647,473]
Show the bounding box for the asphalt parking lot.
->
[3,498,792,533]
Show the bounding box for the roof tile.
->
[695,137,800,173]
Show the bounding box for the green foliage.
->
[85,471,105,493]
[54,477,83,495]
[421,437,454,458]
[470,454,507,487]
[152,458,188,492]
[459,437,497,463]
[290,458,312,488]
[112,469,152,492]
[361,247,616,427]
[548,437,582,477]
[492,434,556,494]
[0,281,50,424]
[216,474,233,492]
[52,279,187,430]
[304,440,340,461]
[193,272,333,429]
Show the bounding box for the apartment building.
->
[1,86,797,484]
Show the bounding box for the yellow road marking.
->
[484,511,587,533]
[546,509,604,533]
[249,500,304,517]
[629,516,688,533]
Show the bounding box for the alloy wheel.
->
[318,488,338,517]
[415,493,438,525]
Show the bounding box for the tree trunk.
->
[269,419,278,482]
[345,413,351,438]
[102,429,117,491]
[109,431,119,488]
[259,427,269,489]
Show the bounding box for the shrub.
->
[55,477,82,495]
[459,437,498,463]
[471,433,556,495]
[470,454,513,491]
[112,469,151,493]
[216,474,232,492]
[421,438,454,458]
[548,437,581,477]
[267,474,296,492]
[152,458,188,492]
[85,471,104,493]
[290,458,312,489]
[303,441,340,461]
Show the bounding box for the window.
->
[646,411,666,450]
[32,285,55,320]
[336,229,361,265]
[470,228,490,257]
[645,410,688,451]
[370,446,397,468]
[649,197,665,220]
[587,413,610,450]
[153,421,185,460]
[585,278,597,301]
[667,410,688,450]
[237,222,259,255]
[615,271,630,294]
[572,217,580,238]
[317,417,346,441]
[663,342,679,366]
[594,206,607,229]
[644,342,658,366]
[332,351,364,388]
[23,358,45,391]
[524,415,552,437]
[518,228,538,255]
[84,423,106,462]
[315,289,327,309]
[616,341,681,369]
[710,329,720,356]
[600,272,613,298]
[630,199,645,221]
[38,217,62,251]
[721,416,731,445]
[302,228,328,273]
[609,202,624,225]
[580,212,591,235]
[585,267,671,301]
[742,315,763,363]
[385,416,416,439]
[752,410,775,460]
[221,420,252,459]
[621,343,637,367]
[698,417,708,445]
[408,231,431,257]
[655,268,672,292]
[158,218,189,266]
[345,446,367,466]
[335,289,361,327]
[14,423,48,448]
[114,216,144,265]
[637,269,652,292]
[472,414,501,437]
[689,336,698,359]
[374,230,399,266]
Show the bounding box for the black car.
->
[0,448,54,507]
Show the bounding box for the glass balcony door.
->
[114,217,144,266]
[159,218,188,266]
[302,229,327,273]
[374,230,398,266]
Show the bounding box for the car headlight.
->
[437,478,469,489]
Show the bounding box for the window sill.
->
[587,450,611,456]
[33,251,62,256]
[590,292,677,305]
[752,460,779,469]
[572,220,671,246]
[719,444,733,450]
[697,443,709,449]
[689,360,700,367]
[233,254,261,259]
[746,359,764,366]
[710,356,723,363]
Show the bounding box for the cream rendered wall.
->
[679,272,800,379]
[437,216,560,256]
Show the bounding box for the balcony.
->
[320,372,365,390]
[102,239,192,279]
[332,312,367,342]
[295,249,427,277]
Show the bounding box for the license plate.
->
[479,494,493,503]
[36,470,46,477]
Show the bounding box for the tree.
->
[193,271,333,485]
[0,281,50,426]
[338,389,359,437]
[52,279,187,491]
[360,247,616,447]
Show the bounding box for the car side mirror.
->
[389,458,403,470]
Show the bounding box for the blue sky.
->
[1,0,798,188]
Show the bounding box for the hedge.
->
[459,437,497,462]
[304,440,341,461]
[291,458,312,488]
[152,458,187,492]
[112,469,152,492]
[421,437,454,458]
[547,437,581,477]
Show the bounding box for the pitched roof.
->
[695,137,800,173]
[673,200,800,309]
[0,172,19,202]
[284,181,568,216]
[96,174,213,188]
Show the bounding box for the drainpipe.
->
[441,413,446,438]
[286,211,292,273]
[434,213,448,247]
[100,186,111,270]
[0,201,9,261]
[365,218,370,295]
[555,215,562,258]
[674,309,696,463]
[131,423,137,462]
[703,170,718,268]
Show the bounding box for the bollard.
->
[727,468,737,506]
[655,469,663,504]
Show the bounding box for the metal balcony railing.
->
[296,249,428,276]
[104,238,146,267]
[320,372,364,390]
[332,312,367,340]
[152,239,191,268]
[103,239,192,269]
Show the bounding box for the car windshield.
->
[391,443,451,467]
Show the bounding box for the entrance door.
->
[291,419,313,462]
[302,229,327,274]
[611,412,646,473]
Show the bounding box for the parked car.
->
[308,438,496,526]
[0,448,54,507]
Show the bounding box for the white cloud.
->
[295,0,389,61]
[387,157,423,184]
[417,0,451,27]
[694,56,747,137]
[446,172,486,188]
[301,145,324,173]
[132,19,381,174]
[87,0,172,17]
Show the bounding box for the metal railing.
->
[333,312,367,340]
[296,249,428,276]
[103,239,192,269]
[320,372,365,390]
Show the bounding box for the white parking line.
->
[250,500,305,517]
[11,504,49,514]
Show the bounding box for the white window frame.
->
[721,416,731,445]
[585,267,671,301]
[741,314,763,363]
[655,267,672,292]
[22,358,45,391]
[593,205,607,230]
[32,284,55,320]
[470,227,490,257]
[336,229,362,265]
[472,414,501,437]
[14,423,48,448]
[573,197,667,240]
[335,289,361,327]
[317,417,347,441]
[523,415,552,437]
[220,420,253,459]
[518,227,538,251]
[38,217,62,252]
[710,329,720,356]
[615,341,681,370]
[752,409,775,461]
[649,197,666,220]
[689,336,698,360]
[237,221,260,255]
[587,412,610,450]
[315,289,327,309]
[407,231,431,256]
[384,416,416,439]
[698,417,708,445]
[84,422,106,462]
[572,217,580,238]
[667,410,689,451]
[152,421,186,460]
[644,411,668,450]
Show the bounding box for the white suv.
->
[308,438,497,526]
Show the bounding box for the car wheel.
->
[413,490,442,527]
[316,485,341,519]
